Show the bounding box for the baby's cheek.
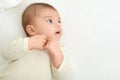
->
[47,33,54,38]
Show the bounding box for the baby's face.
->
[34,8,62,40]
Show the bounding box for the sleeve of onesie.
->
[51,48,75,80]
[1,36,29,63]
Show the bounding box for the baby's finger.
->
[40,46,44,50]
[42,39,46,43]
[41,35,47,39]
[42,42,45,46]
[42,40,48,46]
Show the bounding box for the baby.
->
[0,3,72,80]
[22,2,63,69]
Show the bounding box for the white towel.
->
[0,0,23,10]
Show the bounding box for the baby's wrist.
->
[49,51,63,59]
[50,52,64,68]
[28,37,33,50]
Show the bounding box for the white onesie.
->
[0,36,73,80]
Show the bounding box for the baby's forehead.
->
[35,7,57,14]
[34,9,60,20]
[27,6,58,18]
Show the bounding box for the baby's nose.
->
[55,23,61,27]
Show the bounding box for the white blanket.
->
[0,0,23,11]
[0,0,120,80]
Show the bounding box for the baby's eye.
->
[47,19,53,23]
[58,20,61,23]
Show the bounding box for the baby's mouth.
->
[55,31,60,34]
[54,30,62,39]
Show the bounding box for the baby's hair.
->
[22,3,57,36]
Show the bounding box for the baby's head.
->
[22,3,62,40]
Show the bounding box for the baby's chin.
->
[56,36,61,41]
[55,34,62,40]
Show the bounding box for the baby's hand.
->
[28,35,47,50]
[44,38,64,68]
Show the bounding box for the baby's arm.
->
[1,35,46,62]
[44,38,64,69]
[44,38,74,80]
[1,36,29,62]
[1,35,62,69]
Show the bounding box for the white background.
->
[0,0,120,80]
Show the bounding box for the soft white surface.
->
[0,0,23,10]
[0,0,120,80]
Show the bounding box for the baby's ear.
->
[26,25,36,36]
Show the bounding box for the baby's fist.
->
[28,35,47,50]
